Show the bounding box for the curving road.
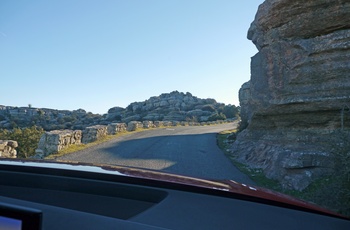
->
[57,122,254,184]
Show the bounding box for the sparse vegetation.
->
[0,126,45,158]
[208,112,226,121]
[220,104,240,119]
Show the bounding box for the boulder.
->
[172,121,180,126]
[107,106,125,114]
[0,140,18,158]
[82,125,107,144]
[142,113,162,121]
[162,121,172,127]
[163,111,186,121]
[142,121,154,129]
[36,130,82,156]
[122,115,141,123]
[153,121,164,127]
[186,109,212,118]
[231,0,350,190]
[107,123,127,135]
[180,121,189,126]
[127,121,143,131]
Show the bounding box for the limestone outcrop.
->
[106,91,238,123]
[231,0,350,190]
[36,130,82,157]
[0,92,238,131]
[0,106,105,131]
[0,140,18,158]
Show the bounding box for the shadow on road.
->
[69,132,254,183]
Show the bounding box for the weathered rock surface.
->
[127,121,143,131]
[231,0,350,191]
[107,123,127,135]
[142,121,154,129]
[0,140,18,158]
[36,130,82,157]
[82,125,108,144]
[106,107,125,121]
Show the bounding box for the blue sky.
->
[0,0,263,114]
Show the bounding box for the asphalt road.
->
[57,122,254,184]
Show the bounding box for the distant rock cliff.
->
[107,91,238,123]
[231,0,350,190]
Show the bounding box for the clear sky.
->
[0,0,263,114]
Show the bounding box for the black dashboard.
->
[0,163,349,230]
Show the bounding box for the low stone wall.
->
[34,119,234,158]
[163,121,173,127]
[0,140,18,158]
[35,130,81,158]
[82,125,108,144]
[36,130,82,157]
[127,121,143,131]
[107,123,127,135]
[153,121,163,127]
[142,121,154,129]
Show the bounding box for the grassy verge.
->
[217,130,350,217]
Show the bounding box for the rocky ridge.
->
[0,106,105,131]
[0,92,238,131]
[231,0,350,191]
[107,91,238,123]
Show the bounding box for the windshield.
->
[0,0,349,218]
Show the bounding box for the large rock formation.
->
[106,91,237,123]
[0,106,105,131]
[231,0,350,190]
[0,91,238,131]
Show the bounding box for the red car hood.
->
[0,158,345,219]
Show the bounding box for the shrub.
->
[0,115,6,121]
[222,105,239,118]
[202,105,216,112]
[0,126,45,158]
[208,113,226,121]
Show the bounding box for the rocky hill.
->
[0,91,238,130]
[106,91,238,123]
[0,106,105,130]
[231,0,350,192]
